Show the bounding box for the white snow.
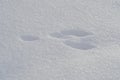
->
[0,0,120,80]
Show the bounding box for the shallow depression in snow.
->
[51,29,93,39]
[64,40,96,50]
[20,35,39,41]
[61,29,93,37]
[50,29,96,50]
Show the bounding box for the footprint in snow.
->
[64,40,96,50]
[51,29,93,39]
[50,29,96,50]
[21,35,39,41]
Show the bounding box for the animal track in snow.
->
[51,29,93,39]
[50,29,96,50]
[61,29,93,37]
[21,35,39,41]
[64,40,96,50]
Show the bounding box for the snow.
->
[0,0,120,80]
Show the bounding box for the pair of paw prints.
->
[51,29,97,50]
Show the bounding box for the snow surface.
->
[0,0,120,80]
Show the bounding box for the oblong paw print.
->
[61,29,93,37]
[20,35,39,41]
[50,29,93,39]
[64,40,96,50]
